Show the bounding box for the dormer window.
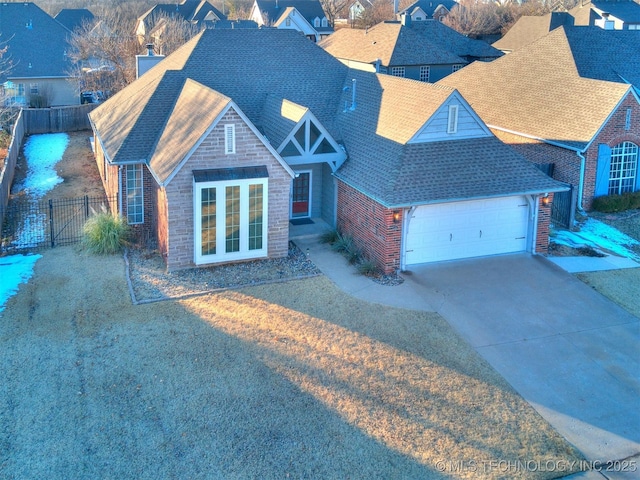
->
[314,17,320,27]
[321,17,328,27]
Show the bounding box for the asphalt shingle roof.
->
[91,28,565,204]
[0,2,73,82]
[254,0,333,33]
[319,22,464,66]
[571,0,640,24]
[492,12,574,53]
[138,0,225,29]
[438,26,633,151]
[335,70,561,205]
[399,0,458,17]
[54,8,94,32]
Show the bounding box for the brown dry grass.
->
[0,246,584,479]
[577,268,640,318]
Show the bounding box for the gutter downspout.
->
[577,151,586,212]
[400,206,416,271]
[118,166,123,216]
[529,195,539,255]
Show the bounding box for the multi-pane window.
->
[390,66,405,78]
[29,83,38,94]
[126,164,144,224]
[248,184,263,250]
[201,187,216,255]
[419,66,430,82]
[225,185,240,253]
[195,178,268,264]
[608,142,638,195]
[452,64,463,73]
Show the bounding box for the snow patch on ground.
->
[13,133,69,197]
[2,133,68,312]
[0,254,41,313]
[552,217,640,262]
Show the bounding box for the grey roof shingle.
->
[335,70,562,206]
[399,0,458,18]
[319,22,465,66]
[254,0,333,33]
[571,0,640,24]
[138,0,226,29]
[439,26,634,151]
[492,12,574,53]
[0,2,74,82]
[91,28,565,203]
[54,8,94,32]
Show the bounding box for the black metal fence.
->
[0,195,114,253]
[551,185,576,228]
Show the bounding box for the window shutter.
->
[594,144,611,197]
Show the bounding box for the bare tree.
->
[320,0,351,27]
[443,0,503,38]
[66,9,142,98]
[144,11,202,56]
[354,0,395,28]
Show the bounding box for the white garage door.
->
[405,196,530,265]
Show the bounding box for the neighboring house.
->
[0,2,78,107]
[570,0,640,29]
[319,16,501,82]
[439,26,640,224]
[135,0,226,45]
[249,0,333,42]
[54,8,95,32]
[492,11,574,53]
[397,0,458,22]
[348,0,373,23]
[89,28,564,274]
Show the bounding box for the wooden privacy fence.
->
[0,110,26,233]
[21,104,97,134]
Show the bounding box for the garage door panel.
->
[405,196,530,265]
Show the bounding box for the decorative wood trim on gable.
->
[408,91,493,143]
[277,110,347,172]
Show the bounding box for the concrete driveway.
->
[295,238,640,478]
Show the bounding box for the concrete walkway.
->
[293,235,640,479]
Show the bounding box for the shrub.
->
[82,206,130,254]
[319,229,339,244]
[592,192,640,213]
[357,259,379,276]
[331,232,354,253]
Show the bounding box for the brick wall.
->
[494,91,640,211]
[336,180,401,275]
[163,107,291,271]
[582,92,640,210]
[535,193,553,254]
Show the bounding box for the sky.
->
[0,133,68,313]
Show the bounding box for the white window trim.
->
[126,164,144,224]
[608,141,638,195]
[390,66,405,78]
[194,177,268,265]
[452,64,463,73]
[224,124,236,154]
[447,104,459,134]
[419,65,430,82]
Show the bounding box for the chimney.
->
[136,44,165,78]
[401,12,411,27]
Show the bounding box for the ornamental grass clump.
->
[82,206,130,255]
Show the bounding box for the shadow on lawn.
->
[182,277,584,479]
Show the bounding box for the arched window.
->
[314,17,320,27]
[609,141,638,195]
[321,17,328,27]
